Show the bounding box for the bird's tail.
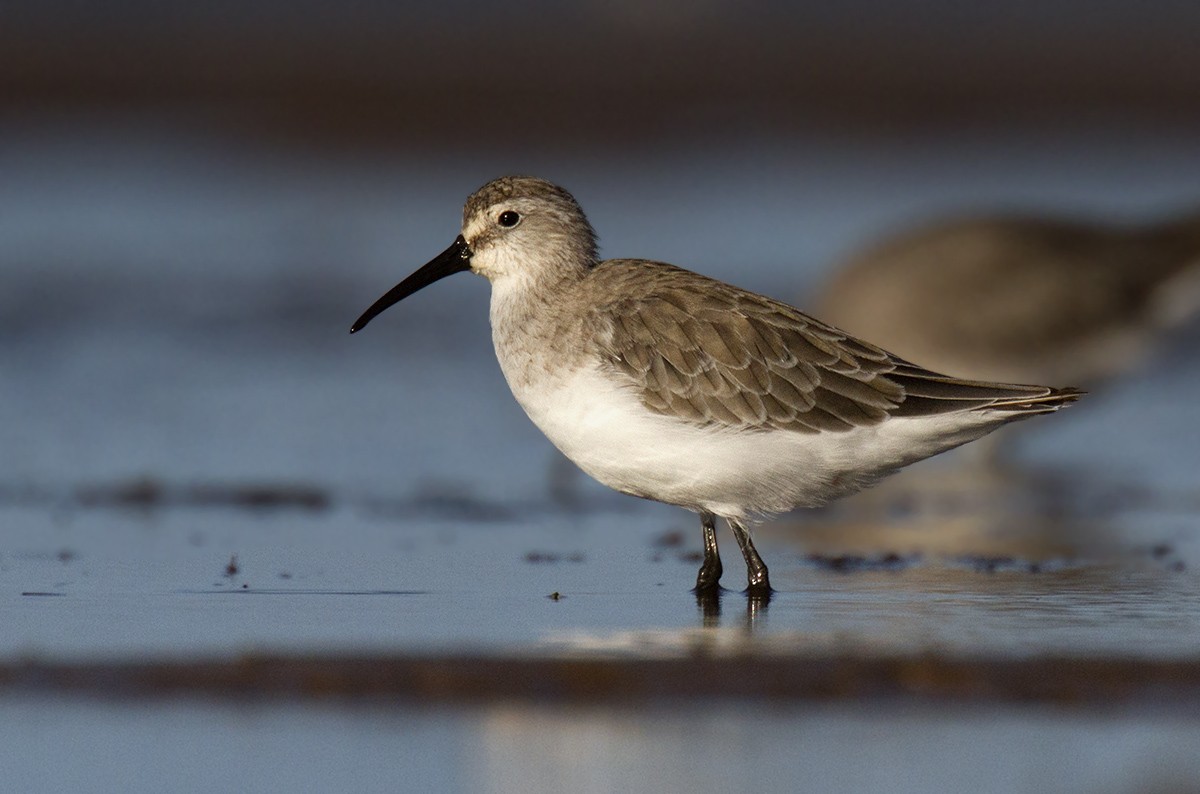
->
[986,385,1085,414]
[889,363,1085,418]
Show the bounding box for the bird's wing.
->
[593,262,1070,433]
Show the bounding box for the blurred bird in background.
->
[816,212,1200,389]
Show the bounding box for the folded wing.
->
[595,262,1080,433]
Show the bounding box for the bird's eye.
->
[498,210,521,228]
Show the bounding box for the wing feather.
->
[595,261,1071,433]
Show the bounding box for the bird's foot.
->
[694,563,724,595]
[744,579,773,602]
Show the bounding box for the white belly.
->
[495,355,995,519]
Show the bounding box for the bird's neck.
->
[489,261,593,389]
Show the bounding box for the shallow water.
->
[3,490,1199,661]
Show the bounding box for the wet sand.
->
[6,651,1200,707]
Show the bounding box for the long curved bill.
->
[350,235,473,333]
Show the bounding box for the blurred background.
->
[4,0,1200,502]
[4,2,1200,792]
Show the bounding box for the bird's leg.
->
[728,517,773,596]
[693,512,723,594]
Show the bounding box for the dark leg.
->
[728,517,773,596]
[693,512,723,594]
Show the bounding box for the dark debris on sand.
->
[524,551,586,564]
[73,477,331,512]
[952,555,1078,574]
[7,654,1200,708]
[803,552,920,573]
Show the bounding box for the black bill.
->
[350,235,473,333]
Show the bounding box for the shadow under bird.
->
[351,176,1082,597]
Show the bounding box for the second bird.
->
[351,176,1082,597]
